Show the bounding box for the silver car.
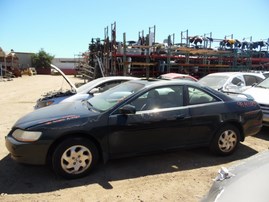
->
[243,77,269,126]
[35,65,139,109]
[198,72,265,93]
[202,150,269,202]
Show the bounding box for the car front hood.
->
[60,93,92,103]
[244,87,269,104]
[14,101,98,129]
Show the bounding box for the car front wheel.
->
[51,138,99,179]
[210,124,240,156]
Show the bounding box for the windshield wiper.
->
[83,100,93,111]
[85,100,102,112]
[256,85,268,89]
[87,100,93,107]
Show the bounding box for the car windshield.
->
[87,81,144,111]
[257,77,269,88]
[76,77,106,93]
[198,75,229,89]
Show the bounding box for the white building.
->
[52,57,85,75]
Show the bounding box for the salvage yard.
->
[0,75,269,202]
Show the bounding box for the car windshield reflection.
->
[88,81,144,111]
[198,75,228,89]
[257,77,269,88]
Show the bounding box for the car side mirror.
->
[119,104,136,115]
[89,87,100,94]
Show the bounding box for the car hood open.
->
[50,64,78,93]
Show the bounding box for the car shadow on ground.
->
[253,126,269,141]
[0,143,258,195]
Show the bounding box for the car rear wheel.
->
[51,138,99,179]
[210,124,240,156]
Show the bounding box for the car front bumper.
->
[262,113,269,127]
[259,103,269,126]
[5,136,50,165]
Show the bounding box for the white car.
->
[243,77,269,126]
[198,72,265,93]
[202,150,269,202]
[35,65,139,109]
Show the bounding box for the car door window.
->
[244,75,263,86]
[130,86,184,111]
[231,77,244,86]
[188,87,217,105]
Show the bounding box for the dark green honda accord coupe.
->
[5,79,263,179]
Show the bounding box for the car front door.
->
[107,85,191,155]
[225,75,245,92]
[187,86,224,144]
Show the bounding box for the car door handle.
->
[175,114,186,120]
[159,114,186,121]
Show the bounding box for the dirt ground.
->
[0,75,268,202]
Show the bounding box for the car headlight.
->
[35,100,54,109]
[44,100,54,106]
[39,100,54,108]
[12,129,42,142]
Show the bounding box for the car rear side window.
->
[188,87,218,105]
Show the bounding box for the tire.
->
[51,138,99,179]
[210,124,240,156]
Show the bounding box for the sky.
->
[1,0,269,58]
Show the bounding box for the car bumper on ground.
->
[5,136,49,165]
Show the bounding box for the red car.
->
[158,73,198,82]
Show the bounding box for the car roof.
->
[132,78,217,90]
[90,76,139,81]
[204,72,265,78]
[76,76,140,93]
[126,78,233,101]
[132,78,196,86]
[158,73,198,81]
